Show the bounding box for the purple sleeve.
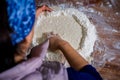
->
[0,58,43,80]
[0,40,49,80]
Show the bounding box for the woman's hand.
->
[36,5,53,17]
[48,33,68,51]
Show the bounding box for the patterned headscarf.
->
[6,0,36,45]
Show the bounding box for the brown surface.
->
[36,0,120,80]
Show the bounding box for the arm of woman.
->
[59,42,88,71]
[49,34,88,71]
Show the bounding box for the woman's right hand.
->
[48,33,88,71]
[48,33,68,51]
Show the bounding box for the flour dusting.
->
[33,8,97,67]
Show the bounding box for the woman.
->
[0,0,52,72]
[0,0,102,80]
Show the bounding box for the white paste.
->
[33,8,97,67]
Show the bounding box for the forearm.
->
[59,42,88,71]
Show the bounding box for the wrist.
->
[58,40,69,50]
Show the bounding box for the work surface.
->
[36,0,120,80]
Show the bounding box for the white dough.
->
[34,14,82,50]
[33,8,97,67]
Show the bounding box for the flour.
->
[33,8,97,67]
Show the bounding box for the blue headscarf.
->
[6,0,36,45]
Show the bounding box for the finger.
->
[56,34,61,39]
[56,34,59,37]
[45,7,53,12]
[47,32,53,38]
[51,32,54,35]
[37,5,44,9]
[47,32,56,38]
[42,5,53,12]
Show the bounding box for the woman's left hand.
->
[36,5,53,17]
